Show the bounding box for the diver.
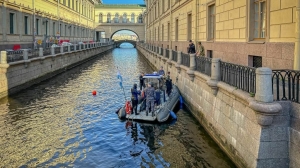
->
[166,73,173,97]
[131,83,141,115]
[145,82,155,117]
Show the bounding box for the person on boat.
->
[158,66,165,76]
[131,83,141,115]
[139,72,145,90]
[145,82,155,116]
[166,74,173,97]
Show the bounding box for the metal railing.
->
[195,56,212,77]
[29,49,39,59]
[63,46,68,52]
[7,50,24,63]
[220,61,256,93]
[166,49,169,58]
[76,45,79,50]
[44,47,51,56]
[272,70,300,103]
[182,53,190,67]
[54,47,61,54]
[70,45,74,51]
[160,47,163,55]
[172,50,177,62]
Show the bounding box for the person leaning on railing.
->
[196,41,205,57]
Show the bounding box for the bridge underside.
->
[95,23,145,42]
[115,40,137,48]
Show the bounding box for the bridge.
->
[114,40,137,48]
[94,4,146,42]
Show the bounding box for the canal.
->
[0,44,236,167]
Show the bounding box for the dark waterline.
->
[0,44,236,167]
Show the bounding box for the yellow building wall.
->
[95,8,143,24]
[2,0,95,29]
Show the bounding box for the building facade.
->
[94,4,146,41]
[0,0,101,50]
[144,0,299,70]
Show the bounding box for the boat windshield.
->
[143,74,162,89]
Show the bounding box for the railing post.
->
[207,58,221,95]
[51,46,55,55]
[0,51,7,64]
[23,49,28,60]
[39,48,43,57]
[74,45,77,51]
[175,51,182,73]
[68,45,71,52]
[60,46,63,53]
[187,53,196,81]
[79,44,82,50]
[249,67,282,126]
[167,49,172,66]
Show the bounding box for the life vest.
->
[125,101,132,114]
[141,91,145,98]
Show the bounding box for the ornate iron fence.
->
[166,49,170,58]
[195,56,212,77]
[76,45,79,50]
[172,50,177,62]
[160,47,163,55]
[7,50,24,63]
[54,47,60,54]
[181,53,190,67]
[63,46,68,52]
[220,61,256,93]
[70,45,74,51]
[29,49,39,59]
[272,70,300,103]
[44,47,51,56]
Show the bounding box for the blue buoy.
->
[170,111,177,120]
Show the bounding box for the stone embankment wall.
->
[0,44,114,99]
[137,44,299,168]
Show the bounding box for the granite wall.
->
[137,44,294,168]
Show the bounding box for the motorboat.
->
[117,73,181,122]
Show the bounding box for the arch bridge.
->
[94,4,146,42]
[114,40,137,48]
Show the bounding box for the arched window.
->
[131,13,135,23]
[99,13,103,23]
[138,14,143,23]
[114,13,119,23]
[123,13,127,23]
[107,13,111,23]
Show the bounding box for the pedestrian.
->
[131,83,141,115]
[145,82,155,116]
[139,72,145,90]
[188,40,196,54]
[196,41,205,57]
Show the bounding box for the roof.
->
[95,4,146,9]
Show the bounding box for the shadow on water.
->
[0,47,236,168]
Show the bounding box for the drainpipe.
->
[294,0,300,70]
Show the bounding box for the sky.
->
[102,0,145,4]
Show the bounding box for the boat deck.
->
[126,111,156,121]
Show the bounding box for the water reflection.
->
[0,48,235,167]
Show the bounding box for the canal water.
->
[0,43,236,168]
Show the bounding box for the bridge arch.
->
[111,29,139,40]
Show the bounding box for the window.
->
[123,13,127,23]
[65,25,67,36]
[248,55,262,67]
[72,0,74,9]
[162,0,164,12]
[107,13,111,23]
[131,13,135,23]
[207,50,213,58]
[68,0,70,7]
[138,14,143,23]
[99,13,103,23]
[24,16,28,35]
[9,13,14,34]
[187,13,192,40]
[59,24,62,36]
[175,19,178,41]
[208,4,215,40]
[36,19,39,35]
[63,0,66,5]
[158,26,160,41]
[168,22,170,41]
[162,24,164,41]
[45,21,48,36]
[76,1,78,11]
[168,0,170,9]
[254,0,266,38]
[53,22,55,36]
[114,13,119,23]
